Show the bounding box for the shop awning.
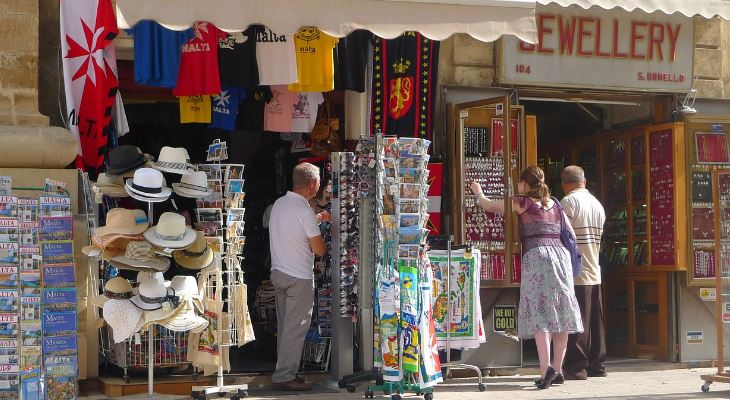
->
[536,0,730,19]
[114,0,538,43]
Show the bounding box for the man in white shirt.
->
[269,163,331,391]
[560,165,607,380]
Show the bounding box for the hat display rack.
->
[190,140,250,400]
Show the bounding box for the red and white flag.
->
[60,0,119,169]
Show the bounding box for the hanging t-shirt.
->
[334,30,372,93]
[288,27,338,93]
[264,85,295,133]
[179,95,212,123]
[173,22,225,96]
[255,26,298,85]
[128,21,194,88]
[211,87,246,131]
[218,27,259,87]
[237,86,272,131]
[291,92,324,133]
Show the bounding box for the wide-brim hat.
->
[144,212,197,249]
[172,232,213,270]
[95,209,149,237]
[91,277,133,308]
[105,145,147,176]
[130,272,178,311]
[151,147,194,175]
[93,173,129,197]
[172,171,212,199]
[157,297,208,333]
[103,299,144,343]
[141,297,182,326]
[125,168,172,200]
[169,275,204,314]
[109,241,171,272]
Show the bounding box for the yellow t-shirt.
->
[288,27,338,92]
[179,95,212,123]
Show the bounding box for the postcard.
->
[194,221,222,237]
[225,179,245,196]
[0,179,10,197]
[225,192,246,209]
[41,265,74,288]
[0,314,18,338]
[0,197,17,219]
[0,292,17,314]
[0,220,18,244]
[18,223,38,247]
[42,289,76,313]
[198,164,223,180]
[17,198,38,223]
[399,213,421,228]
[400,183,423,199]
[398,244,421,260]
[20,322,41,347]
[226,222,245,238]
[206,141,226,162]
[225,164,245,181]
[226,208,245,224]
[19,272,40,291]
[42,312,77,336]
[196,208,223,224]
[0,266,18,290]
[41,242,73,265]
[39,196,71,218]
[205,236,224,254]
[20,296,40,322]
[0,347,18,366]
[39,217,72,242]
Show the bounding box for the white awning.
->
[115,0,538,43]
[536,0,730,19]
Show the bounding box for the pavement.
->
[79,367,730,399]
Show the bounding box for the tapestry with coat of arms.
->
[370,32,439,140]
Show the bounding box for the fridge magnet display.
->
[695,131,730,164]
[0,197,18,219]
[693,248,716,279]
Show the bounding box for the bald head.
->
[561,165,586,194]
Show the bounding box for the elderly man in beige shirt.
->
[560,165,607,380]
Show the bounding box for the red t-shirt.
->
[173,22,225,96]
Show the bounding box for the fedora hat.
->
[91,277,133,308]
[93,173,129,197]
[144,212,196,249]
[103,298,144,343]
[125,168,172,202]
[172,232,213,270]
[109,241,170,272]
[105,145,147,176]
[130,272,178,311]
[172,171,212,198]
[152,147,194,174]
[95,209,149,237]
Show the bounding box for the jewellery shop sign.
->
[499,4,693,92]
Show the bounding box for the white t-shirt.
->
[561,188,606,286]
[291,92,324,133]
[255,28,298,85]
[269,191,321,279]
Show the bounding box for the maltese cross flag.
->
[60,0,119,169]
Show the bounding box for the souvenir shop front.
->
[444,1,730,367]
[49,0,542,397]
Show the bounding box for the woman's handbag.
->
[310,98,341,157]
[552,197,583,278]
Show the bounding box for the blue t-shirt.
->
[211,86,246,131]
[128,21,194,88]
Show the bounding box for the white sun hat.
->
[172,170,212,198]
[144,212,196,249]
[103,298,144,344]
[130,272,177,311]
[152,147,194,175]
[124,168,172,202]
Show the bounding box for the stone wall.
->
[0,0,48,126]
[693,17,727,99]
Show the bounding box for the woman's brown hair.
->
[519,165,550,208]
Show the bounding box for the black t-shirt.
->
[236,86,272,131]
[334,30,372,93]
[218,26,259,87]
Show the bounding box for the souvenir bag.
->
[552,197,583,277]
[310,98,341,157]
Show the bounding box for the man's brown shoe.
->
[273,379,313,391]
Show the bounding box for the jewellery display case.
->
[685,116,730,286]
[449,97,537,288]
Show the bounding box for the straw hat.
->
[172,231,213,270]
[90,277,133,308]
[93,173,129,197]
[144,212,196,249]
[103,298,144,343]
[109,241,170,272]
[152,276,208,332]
[172,171,213,198]
[95,208,149,237]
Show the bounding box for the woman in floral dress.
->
[470,165,583,389]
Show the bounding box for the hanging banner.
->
[60,0,120,169]
[428,249,483,349]
[370,32,439,139]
